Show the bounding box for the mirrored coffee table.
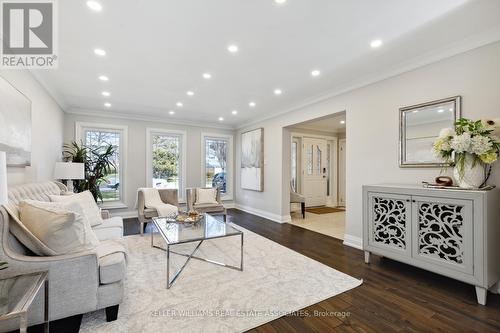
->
[151,214,243,289]
[0,271,49,333]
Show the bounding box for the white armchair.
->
[186,187,227,222]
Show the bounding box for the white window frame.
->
[75,122,128,209]
[201,132,234,201]
[146,128,187,202]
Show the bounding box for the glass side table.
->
[0,271,49,333]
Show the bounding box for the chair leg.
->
[223,213,227,222]
[301,202,305,219]
[140,222,144,236]
[106,305,119,322]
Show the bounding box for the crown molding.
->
[65,107,236,130]
[236,29,500,131]
[290,126,343,135]
[29,70,69,111]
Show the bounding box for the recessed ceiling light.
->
[412,110,419,113]
[218,117,224,121]
[186,91,194,96]
[98,75,109,81]
[176,102,183,107]
[169,110,175,115]
[274,89,282,95]
[104,102,111,108]
[340,120,345,124]
[437,109,444,113]
[86,1,102,11]
[101,91,110,97]
[202,73,212,79]
[449,108,454,112]
[227,44,239,53]
[249,102,256,107]
[311,69,321,77]
[275,0,287,4]
[94,48,106,56]
[232,110,238,115]
[370,39,383,48]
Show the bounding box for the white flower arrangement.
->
[433,118,500,178]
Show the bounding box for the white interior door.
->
[338,139,346,206]
[302,138,327,207]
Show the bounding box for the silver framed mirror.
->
[399,96,461,168]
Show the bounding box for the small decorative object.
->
[433,118,500,189]
[241,128,264,191]
[167,211,204,224]
[435,176,453,187]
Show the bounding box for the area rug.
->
[306,206,345,214]
[80,225,361,333]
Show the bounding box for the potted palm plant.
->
[63,141,117,202]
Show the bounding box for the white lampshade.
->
[0,151,8,205]
[54,162,85,180]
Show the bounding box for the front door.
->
[303,138,327,207]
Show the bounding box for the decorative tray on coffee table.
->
[165,211,204,224]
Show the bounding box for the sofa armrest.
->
[1,250,99,322]
[101,209,111,220]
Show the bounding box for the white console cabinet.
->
[363,184,500,305]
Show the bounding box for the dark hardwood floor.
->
[123,208,500,333]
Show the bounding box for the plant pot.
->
[453,154,486,189]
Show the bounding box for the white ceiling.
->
[32,0,500,129]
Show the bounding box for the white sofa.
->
[0,181,127,332]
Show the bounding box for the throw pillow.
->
[5,204,57,256]
[19,200,99,255]
[51,200,100,247]
[195,188,218,205]
[49,191,103,226]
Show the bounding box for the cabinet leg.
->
[475,286,487,305]
[364,251,370,264]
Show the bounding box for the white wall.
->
[64,114,235,216]
[235,41,500,248]
[0,71,64,185]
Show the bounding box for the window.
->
[201,133,233,200]
[75,122,127,208]
[291,141,297,191]
[316,145,322,174]
[146,129,186,200]
[306,145,313,175]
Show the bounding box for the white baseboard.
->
[343,234,363,250]
[234,204,288,223]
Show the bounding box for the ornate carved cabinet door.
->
[411,196,473,274]
[368,193,412,256]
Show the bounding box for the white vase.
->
[453,154,486,189]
